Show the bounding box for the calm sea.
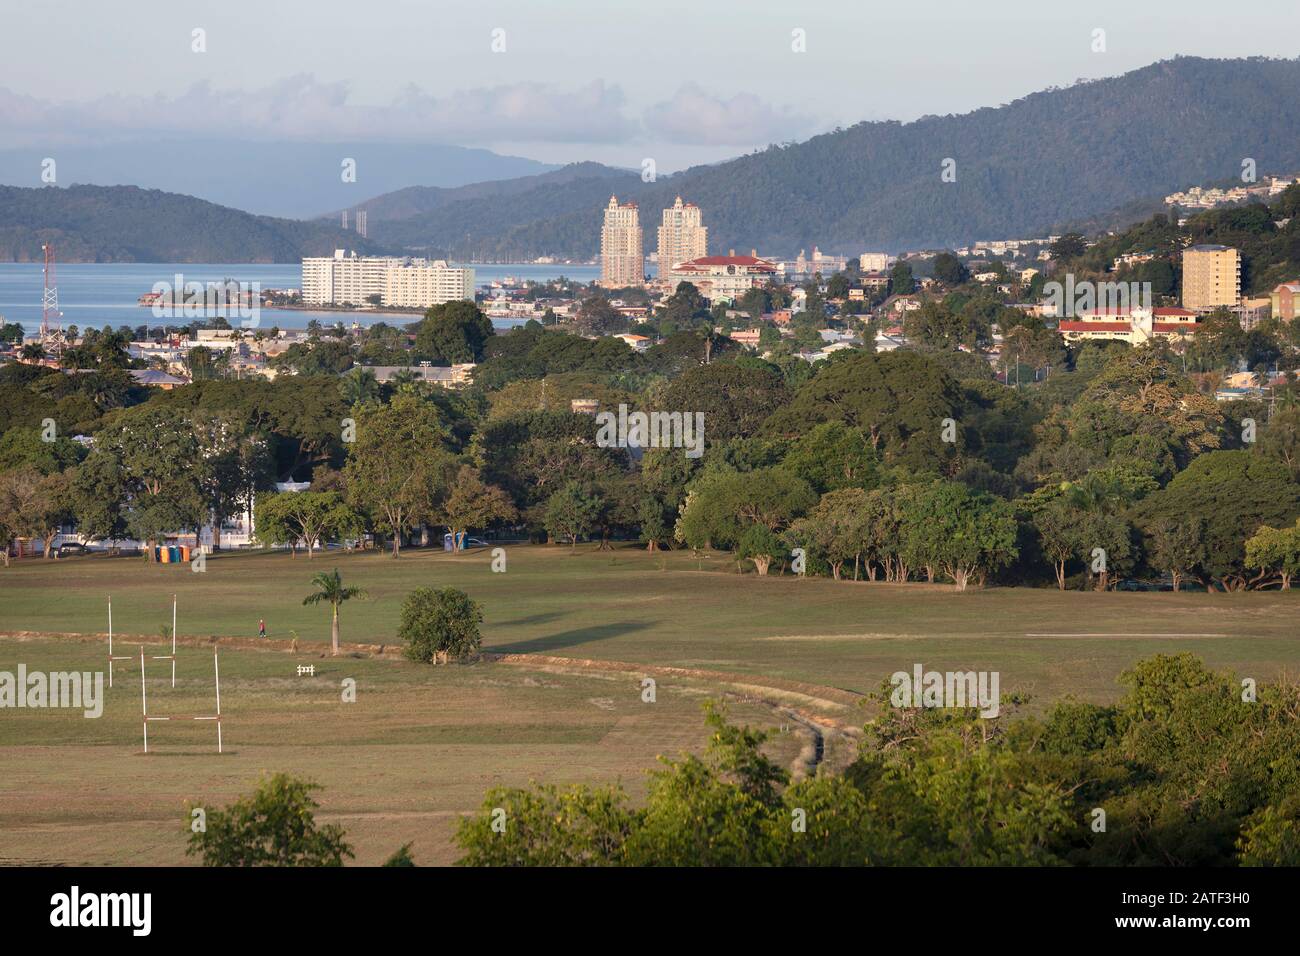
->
[0,262,600,335]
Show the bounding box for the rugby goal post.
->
[140,646,222,754]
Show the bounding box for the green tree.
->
[544,481,601,548]
[764,351,964,470]
[1245,519,1300,590]
[1144,518,1206,592]
[343,395,457,556]
[441,466,517,550]
[412,301,495,363]
[399,586,484,664]
[736,523,784,576]
[902,481,1018,589]
[931,251,969,286]
[255,491,362,559]
[185,774,353,867]
[1135,451,1300,589]
[302,568,367,656]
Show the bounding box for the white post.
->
[108,597,113,688]
[140,646,148,754]
[171,594,177,688]
[214,653,222,754]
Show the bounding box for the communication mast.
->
[40,243,63,354]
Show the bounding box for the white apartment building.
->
[859,252,889,273]
[384,260,476,308]
[302,251,474,308]
[302,251,395,305]
[657,196,708,276]
[600,196,644,288]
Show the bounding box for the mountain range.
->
[0,184,386,263]
[4,57,1300,263]
[346,56,1300,259]
[0,140,555,220]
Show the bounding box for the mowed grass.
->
[2,543,1297,702]
[0,638,800,865]
[2,545,1297,865]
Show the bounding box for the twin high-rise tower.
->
[600,195,708,288]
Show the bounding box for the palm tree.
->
[19,343,46,362]
[340,367,379,407]
[302,568,366,656]
[389,368,418,394]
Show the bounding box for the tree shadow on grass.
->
[489,621,652,655]
[493,611,568,629]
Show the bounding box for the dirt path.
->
[0,629,867,771]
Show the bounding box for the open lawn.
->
[0,638,810,865]
[2,543,1297,701]
[2,544,1297,865]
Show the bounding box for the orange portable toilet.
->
[159,546,171,563]
[180,545,191,563]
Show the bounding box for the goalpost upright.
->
[139,646,222,755]
[150,593,177,688]
[107,597,132,688]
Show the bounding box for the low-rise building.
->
[1057,307,1201,345]
[1271,282,1300,321]
[670,253,778,301]
[359,363,476,387]
[613,333,651,352]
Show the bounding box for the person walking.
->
[258,618,267,639]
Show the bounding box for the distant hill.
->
[342,162,631,224]
[0,184,387,263]
[0,140,556,219]
[353,57,1300,259]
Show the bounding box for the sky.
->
[2,0,1299,173]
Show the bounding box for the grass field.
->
[0,637,811,866]
[2,543,1297,865]
[2,543,1297,699]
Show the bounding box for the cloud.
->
[642,84,820,146]
[0,76,638,147]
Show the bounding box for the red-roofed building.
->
[1058,306,1203,345]
[669,251,778,300]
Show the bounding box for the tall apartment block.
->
[301,251,475,308]
[656,196,707,276]
[600,196,644,288]
[1181,244,1241,311]
[859,252,890,273]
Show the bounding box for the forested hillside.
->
[364,57,1300,259]
[0,184,387,263]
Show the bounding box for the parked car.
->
[56,542,88,557]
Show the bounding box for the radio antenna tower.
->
[40,243,62,352]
